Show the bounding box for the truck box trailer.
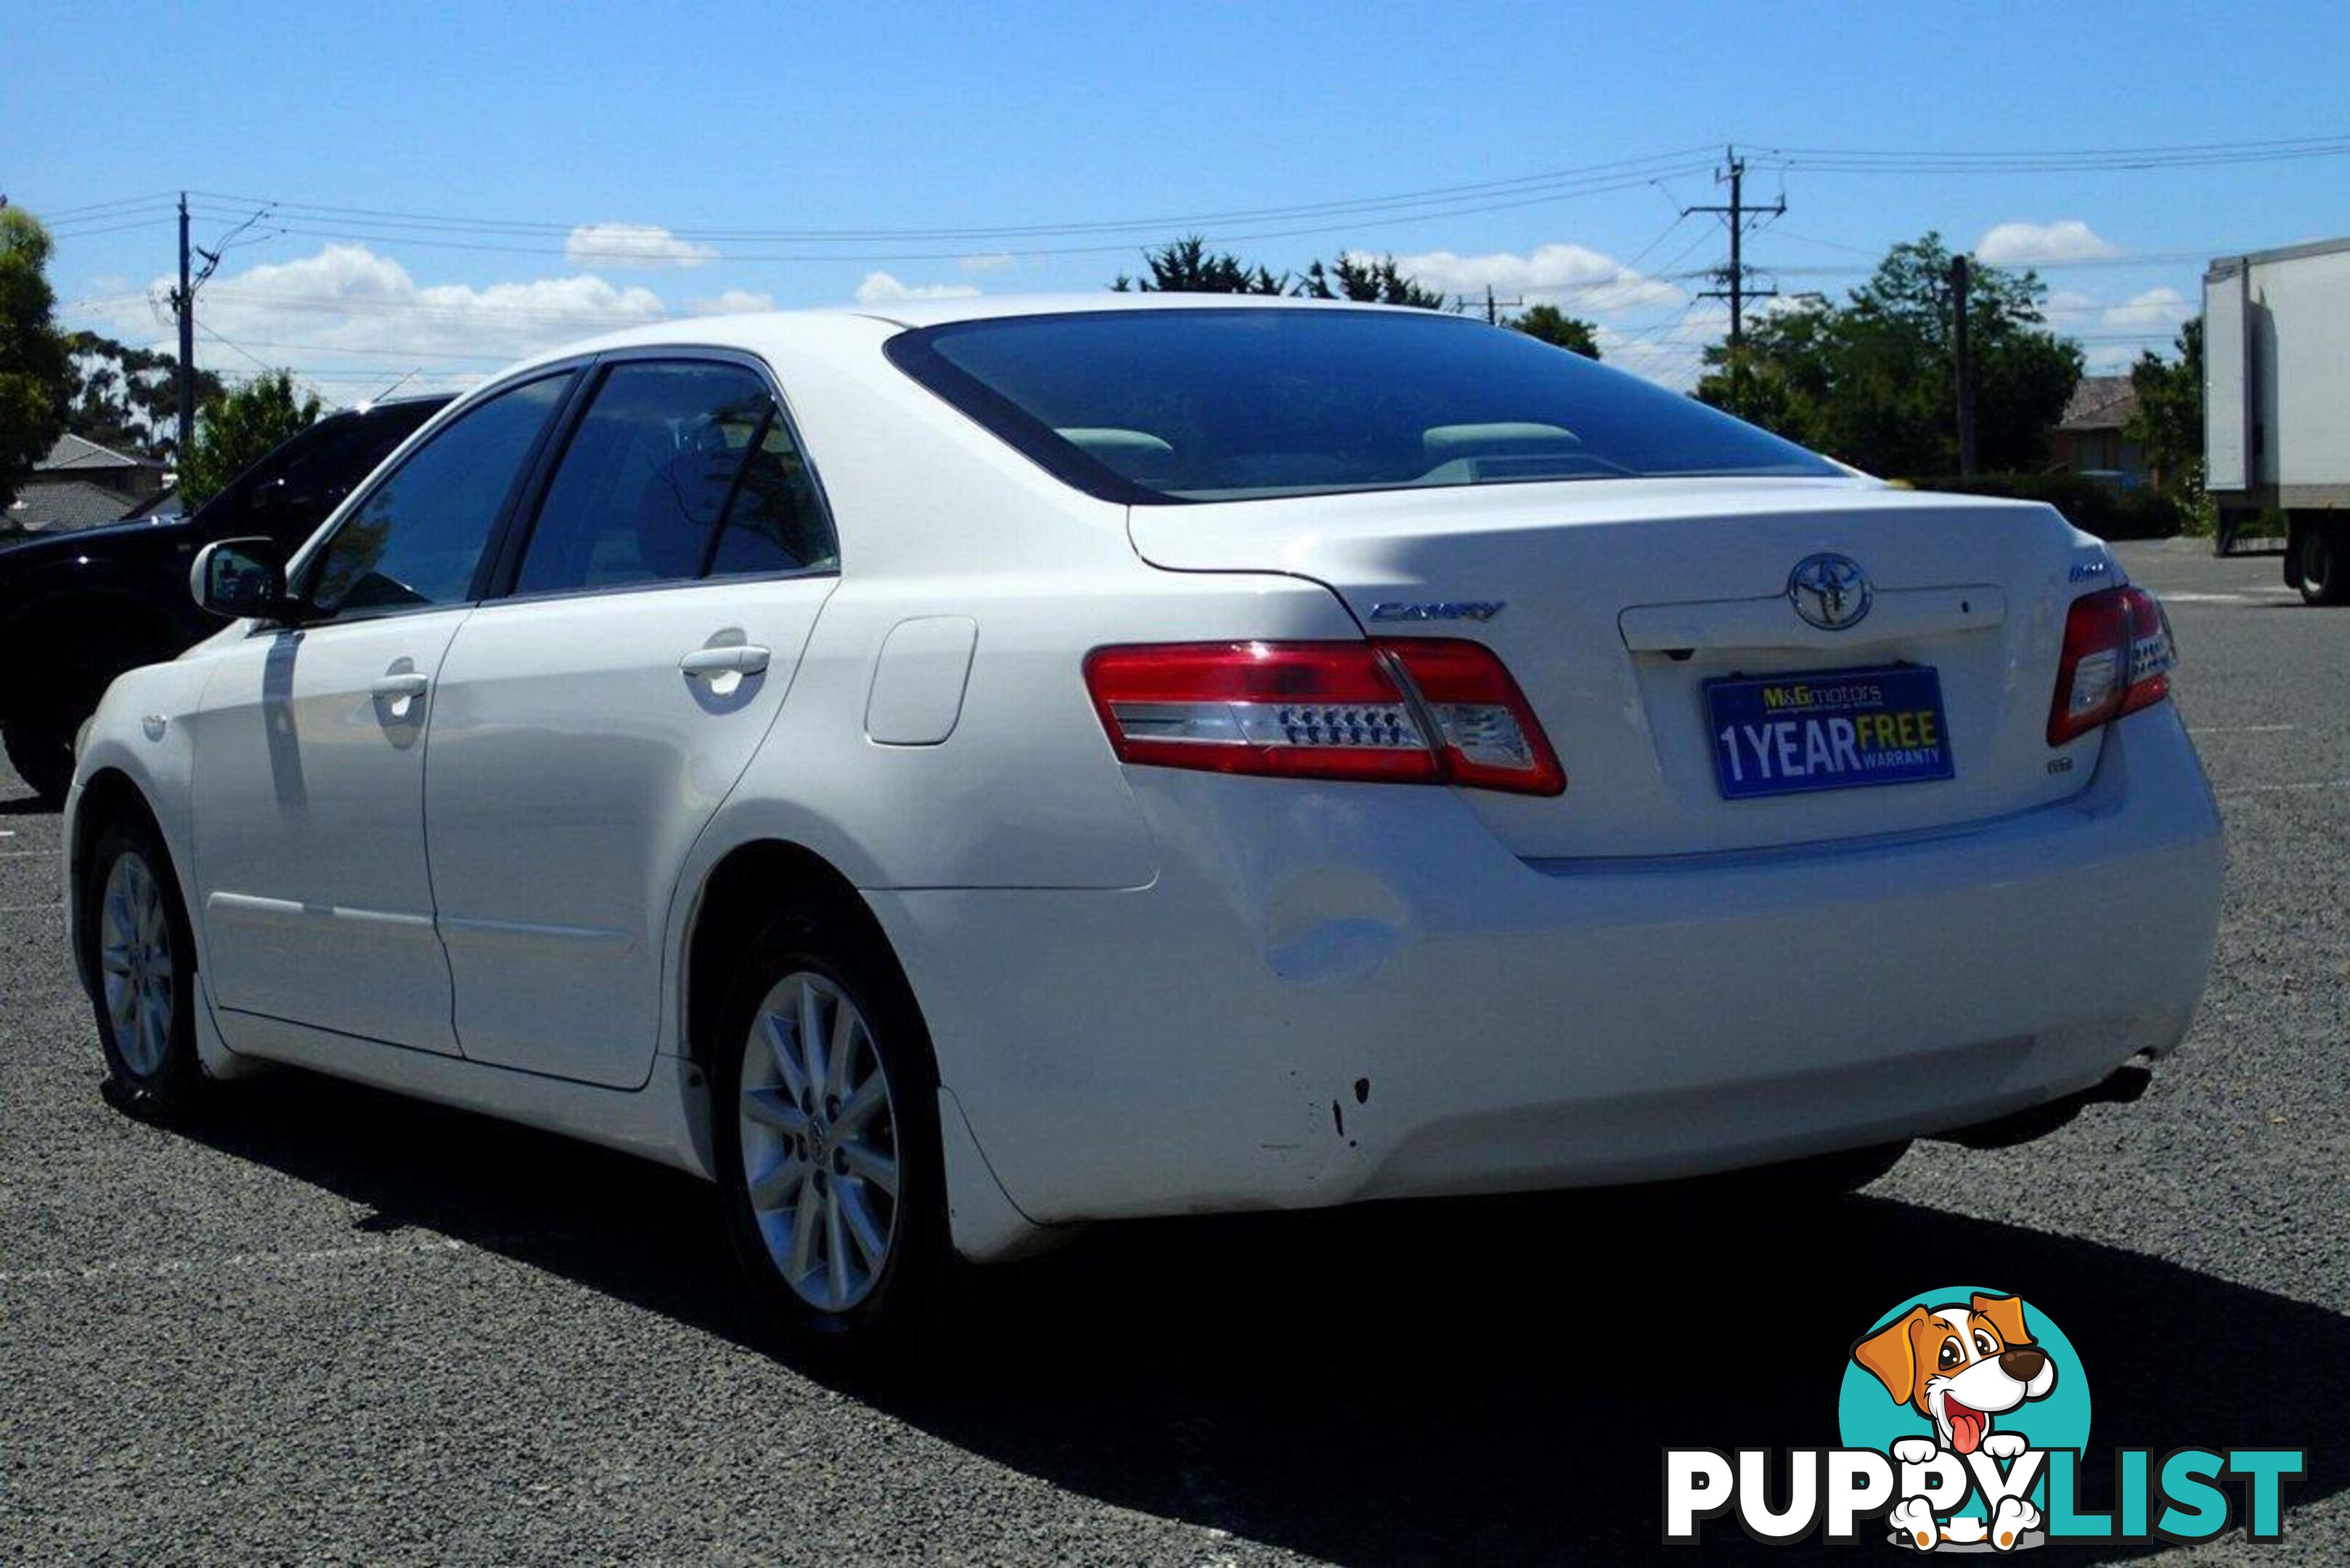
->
[2205,237,2350,602]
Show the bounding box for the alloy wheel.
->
[98,850,174,1078]
[737,971,901,1312]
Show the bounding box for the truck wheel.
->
[2,721,75,805]
[2298,521,2347,605]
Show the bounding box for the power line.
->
[41,213,176,241]
[174,335,511,362]
[1749,132,2350,173]
[187,147,1726,245]
[184,170,1719,265]
[22,190,180,221]
[163,130,2350,253]
[38,127,2349,260]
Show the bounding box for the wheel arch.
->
[678,837,914,1077]
[67,767,173,995]
[68,643,214,987]
[675,833,1058,1262]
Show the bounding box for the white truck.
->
[2205,237,2350,603]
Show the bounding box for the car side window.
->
[513,362,775,596]
[274,401,441,512]
[302,375,571,619]
[709,412,839,576]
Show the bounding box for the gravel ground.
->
[0,540,2341,1563]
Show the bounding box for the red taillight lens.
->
[1384,637,1570,795]
[2047,585,2174,746]
[1084,639,1564,796]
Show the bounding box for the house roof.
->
[2057,375,2139,433]
[127,485,181,518]
[8,478,144,531]
[38,432,163,474]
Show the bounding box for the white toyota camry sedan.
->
[65,295,2223,1357]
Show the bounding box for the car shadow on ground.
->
[176,1069,2339,1561]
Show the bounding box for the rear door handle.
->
[370,673,431,700]
[680,645,770,679]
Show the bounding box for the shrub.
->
[1904,473,2185,541]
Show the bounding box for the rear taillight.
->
[2047,585,2174,746]
[1084,639,1565,796]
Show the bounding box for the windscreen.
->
[889,306,1840,503]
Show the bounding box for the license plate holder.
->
[1704,665,1954,800]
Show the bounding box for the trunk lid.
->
[1130,477,2114,859]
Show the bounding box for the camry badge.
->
[1368,600,1505,622]
[1786,554,1872,631]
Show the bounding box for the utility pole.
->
[1452,288,1525,322]
[174,192,194,461]
[1950,253,1978,477]
[1686,147,1784,415]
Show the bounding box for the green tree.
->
[1113,237,1445,307]
[1114,235,1288,295]
[180,371,322,507]
[1697,232,2081,475]
[1702,298,1838,448]
[0,206,73,515]
[65,330,223,461]
[1508,303,1602,358]
[1297,253,1447,309]
[2124,316,2203,495]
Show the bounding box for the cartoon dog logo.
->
[1853,1293,2057,1551]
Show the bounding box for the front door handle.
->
[370,672,431,700]
[679,645,771,679]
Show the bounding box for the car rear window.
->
[885,306,1840,504]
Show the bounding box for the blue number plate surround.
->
[1705,665,1955,800]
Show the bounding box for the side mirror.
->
[191,536,292,620]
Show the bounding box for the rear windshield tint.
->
[886,307,1840,504]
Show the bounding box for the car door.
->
[425,354,839,1087]
[188,372,576,1052]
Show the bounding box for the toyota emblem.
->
[1787,553,1872,631]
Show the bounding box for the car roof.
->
[510,291,1431,379]
[846,290,1400,329]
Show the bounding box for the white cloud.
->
[1383,241,1683,313]
[1592,298,1731,393]
[1976,219,2116,266]
[685,287,776,316]
[958,253,1016,274]
[853,271,981,306]
[563,222,718,270]
[83,243,672,403]
[2105,285,2190,333]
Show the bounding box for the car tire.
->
[3,721,75,806]
[81,810,205,1119]
[2298,522,2346,605]
[711,913,955,1371]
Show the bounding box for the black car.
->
[0,396,451,801]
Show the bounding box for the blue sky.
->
[9,0,2347,403]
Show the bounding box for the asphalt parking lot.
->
[1,540,2342,1563]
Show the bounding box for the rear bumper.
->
[871,702,2223,1233]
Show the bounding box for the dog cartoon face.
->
[1853,1294,2057,1455]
